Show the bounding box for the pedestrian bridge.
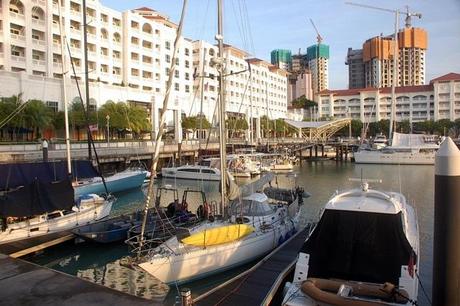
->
[285,118,352,142]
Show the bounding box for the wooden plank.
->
[9,233,75,258]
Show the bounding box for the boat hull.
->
[75,170,147,197]
[354,150,435,165]
[139,221,297,284]
[0,196,113,244]
[161,168,220,181]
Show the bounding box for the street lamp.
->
[106,114,110,145]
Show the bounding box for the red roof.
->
[319,84,433,96]
[430,73,460,83]
[134,7,155,11]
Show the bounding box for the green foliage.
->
[182,115,211,130]
[291,95,317,109]
[97,101,151,136]
[0,94,24,128]
[226,117,248,131]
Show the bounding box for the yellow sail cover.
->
[181,224,255,247]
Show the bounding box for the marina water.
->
[29,161,433,305]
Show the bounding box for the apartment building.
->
[317,72,460,123]
[306,43,329,93]
[354,27,427,89]
[191,41,289,123]
[0,1,195,140]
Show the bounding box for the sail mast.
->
[217,0,227,217]
[389,10,399,144]
[82,0,92,160]
[57,0,71,175]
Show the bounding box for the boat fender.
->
[301,278,409,305]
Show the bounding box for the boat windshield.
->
[229,199,275,216]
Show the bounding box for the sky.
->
[102,0,460,89]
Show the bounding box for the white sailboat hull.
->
[0,195,113,244]
[139,219,298,284]
[354,150,435,165]
[161,166,221,181]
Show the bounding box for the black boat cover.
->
[0,160,98,191]
[301,209,414,285]
[0,178,74,217]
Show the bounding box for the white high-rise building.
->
[191,41,288,124]
[0,1,194,141]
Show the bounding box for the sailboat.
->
[133,0,305,285]
[281,179,419,305]
[0,163,114,245]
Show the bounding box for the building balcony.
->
[32,0,46,5]
[112,58,122,66]
[99,54,110,62]
[32,18,46,29]
[70,46,82,55]
[32,59,46,68]
[10,34,26,47]
[88,50,97,59]
[99,72,111,80]
[11,55,26,67]
[87,33,97,42]
[53,62,63,71]
[9,11,25,23]
[70,10,82,20]
[32,39,47,50]
[70,28,82,37]
[112,41,122,49]
[53,42,62,53]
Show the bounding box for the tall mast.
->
[389,10,399,143]
[57,0,71,175]
[217,0,227,217]
[82,0,91,159]
[199,47,206,150]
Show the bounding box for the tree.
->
[434,119,454,136]
[291,95,317,109]
[23,99,53,140]
[0,94,24,140]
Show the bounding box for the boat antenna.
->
[216,0,227,218]
[137,0,189,257]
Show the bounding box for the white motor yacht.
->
[282,181,419,306]
[161,165,221,181]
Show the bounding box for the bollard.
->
[433,137,460,306]
[181,288,192,306]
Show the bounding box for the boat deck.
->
[0,231,75,257]
[194,225,311,306]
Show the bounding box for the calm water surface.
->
[29,161,434,305]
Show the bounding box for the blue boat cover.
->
[0,178,74,217]
[0,161,98,191]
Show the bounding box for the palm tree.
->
[23,99,53,140]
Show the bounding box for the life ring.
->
[300,278,409,306]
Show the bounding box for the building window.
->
[185,72,190,80]
[165,41,171,50]
[46,101,59,113]
[174,83,179,91]
[165,55,170,63]
[185,60,190,68]
[185,85,190,93]
[185,48,190,56]
[174,70,179,78]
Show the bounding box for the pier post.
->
[321,144,324,157]
[314,145,318,159]
[433,137,460,306]
[335,146,339,162]
[309,146,313,159]
[181,288,192,306]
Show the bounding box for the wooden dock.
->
[0,231,75,258]
[0,253,155,305]
[194,225,311,306]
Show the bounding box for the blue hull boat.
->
[75,169,147,197]
[72,210,155,243]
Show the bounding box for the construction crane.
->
[404,5,422,28]
[309,18,323,44]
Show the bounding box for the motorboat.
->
[74,168,148,197]
[354,132,439,165]
[282,181,419,306]
[161,165,221,181]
